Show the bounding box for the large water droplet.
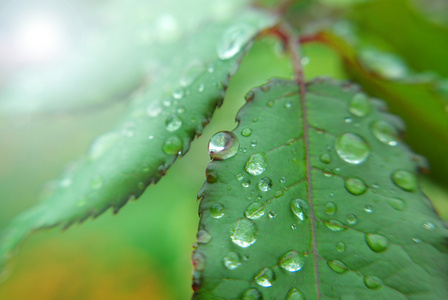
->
[90,175,103,189]
[345,178,367,195]
[242,288,262,300]
[279,250,305,272]
[286,288,306,300]
[258,177,272,192]
[328,260,348,273]
[197,230,211,244]
[371,120,398,146]
[245,153,267,176]
[364,276,383,289]
[255,267,276,287]
[210,203,224,218]
[179,61,205,87]
[223,251,241,270]
[163,136,183,155]
[349,93,370,117]
[245,202,265,219]
[325,202,337,215]
[335,133,370,164]
[365,233,389,252]
[290,199,310,221]
[230,218,257,248]
[217,24,256,60]
[324,220,347,232]
[392,170,417,191]
[165,115,182,132]
[208,131,239,160]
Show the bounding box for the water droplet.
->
[285,101,293,109]
[291,224,297,230]
[198,83,205,93]
[210,203,224,218]
[252,117,258,122]
[335,133,370,164]
[172,88,184,99]
[163,136,183,155]
[392,170,417,191]
[364,205,373,213]
[76,197,87,207]
[223,251,241,270]
[371,120,399,146]
[241,127,252,137]
[148,135,154,140]
[337,242,346,253]
[365,233,389,252]
[346,214,358,225]
[328,260,348,273]
[165,115,182,132]
[324,220,346,232]
[251,140,257,147]
[275,190,284,198]
[206,168,217,183]
[345,178,367,195]
[280,177,286,184]
[121,122,135,137]
[255,267,275,287]
[325,202,337,215]
[242,288,262,300]
[89,132,120,161]
[179,61,205,87]
[290,199,310,221]
[286,288,306,300]
[177,106,185,114]
[320,153,331,164]
[90,175,103,189]
[349,93,370,117]
[245,153,267,176]
[197,230,211,244]
[258,177,272,192]
[364,276,383,289]
[217,24,256,60]
[240,178,250,188]
[386,198,405,211]
[146,102,162,117]
[208,131,239,160]
[192,252,205,271]
[279,250,305,272]
[230,218,257,248]
[412,237,422,244]
[245,202,265,219]
[268,211,277,219]
[344,117,353,123]
[422,221,436,231]
[301,56,310,65]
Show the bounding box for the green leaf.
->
[193,78,448,299]
[0,10,275,270]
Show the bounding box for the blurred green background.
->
[1,0,447,299]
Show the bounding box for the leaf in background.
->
[0,10,276,271]
[193,78,448,299]
[305,31,448,185]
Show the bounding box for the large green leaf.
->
[0,10,275,271]
[193,78,448,299]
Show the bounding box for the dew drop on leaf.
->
[172,88,184,99]
[241,127,252,137]
[165,115,182,132]
[223,251,241,270]
[286,288,306,300]
[346,213,358,225]
[280,177,286,184]
[336,242,346,253]
[290,199,310,221]
[392,170,417,191]
[324,220,347,232]
[146,101,162,117]
[279,250,305,272]
[255,267,276,287]
[364,205,374,213]
[241,288,262,300]
[210,203,224,219]
[217,24,256,60]
[90,175,103,190]
[230,218,257,248]
[179,61,205,87]
[365,233,389,252]
[335,133,370,164]
[349,93,370,117]
[422,221,436,231]
[258,177,272,192]
[89,132,120,161]
[197,230,211,244]
[325,202,337,215]
[163,136,183,155]
[245,153,267,176]
[268,211,276,219]
[364,276,383,289]
[386,198,405,211]
[328,260,348,273]
[245,202,265,219]
[192,252,205,272]
[371,120,399,146]
[208,131,239,160]
[251,139,257,147]
[345,178,367,195]
[320,153,331,164]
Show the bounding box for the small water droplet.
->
[245,153,267,176]
[251,140,257,147]
[422,221,436,231]
[230,218,257,248]
[165,115,182,132]
[344,117,353,123]
[210,203,224,218]
[217,24,256,60]
[148,135,154,140]
[208,131,239,160]
[177,106,185,114]
[275,190,284,198]
[179,61,205,87]
[198,83,205,93]
[255,267,276,287]
[242,288,262,299]
[89,132,120,161]
[172,88,184,99]
[258,177,272,192]
[241,127,252,137]
[192,251,205,272]
[325,202,337,215]
[268,211,277,219]
[291,224,297,230]
[267,101,274,107]
[163,136,183,155]
[162,98,172,107]
[90,175,103,189]
[301,56,310,65]
[324,220,346,232]
[280,177,286,184]
[242,178,251,188]
[223,251,241,270]
[365,233,389,252]
[252,117,258,122]
[386,198,405,211]
[346,214,358,225]
[335,133,370,164]
[236,173,244,181]
[290,199,310,221]
[197,230,211,244]
[146,102,162,117]
[371,120,399,146]
[364,205,373,213]
[245,202,265,219]
[285,101,293,108]
[337,242,346,253]
[412,237,422,243]
[392,170,417,191]
[345,178,367,195]
[364,276,383,289]
[279,250,305,272]
[286,288,306,300]
[320,153,331,164]
[349,93,371,117]
[328,260,348,273]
